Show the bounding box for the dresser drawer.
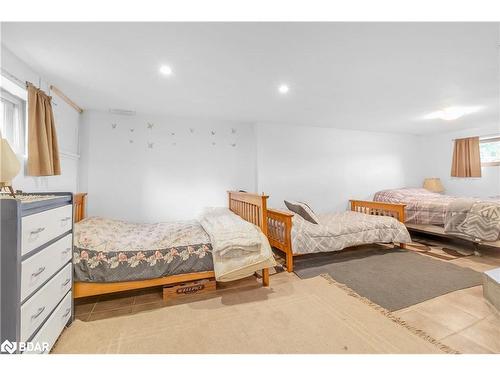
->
[24,291,72,354]
[21,205,73,256]
[21,234,72,302]
[20,263,72,342]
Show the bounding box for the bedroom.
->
[0,1,499,370]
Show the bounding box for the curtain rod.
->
[1,67,83,114]
[452,134,500,141]
[49,85,83,114]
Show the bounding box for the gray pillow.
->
[284,200,319,224]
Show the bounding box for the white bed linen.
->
[199,207,276,281]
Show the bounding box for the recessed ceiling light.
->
[278,84,290,94]
[159,65,173,76]
[423,106,481,121]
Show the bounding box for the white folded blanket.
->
[199,207,262,257]
[199,207,276,282]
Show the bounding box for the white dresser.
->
[1,193,73,354]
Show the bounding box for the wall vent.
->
[109,108,136,116]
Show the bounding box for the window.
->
[480,137,500,166]
[0,77,26,156]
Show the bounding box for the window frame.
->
[0,75,27,157]
[480,136,500,167]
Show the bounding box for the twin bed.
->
[72,192,275,298]
[373,188,500,247]
[265,200,410,272]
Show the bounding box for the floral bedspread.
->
[73,217,213,282]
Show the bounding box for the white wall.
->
[255,123,424,212]
[1,46,81,193]
[79,110,257,222]
[420,123,500,198]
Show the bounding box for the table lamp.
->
[423,177,444,193]
[0,137,21,197]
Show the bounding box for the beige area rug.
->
[53,275,456,354]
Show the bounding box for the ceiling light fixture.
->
[278,84,290,94]
[159,65,173,76]
[422,106,481,121]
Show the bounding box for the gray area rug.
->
[293,247,482,311]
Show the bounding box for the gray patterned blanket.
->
[291,211,411,255]
[445,200,500,241]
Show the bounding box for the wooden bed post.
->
[73,193,87,223]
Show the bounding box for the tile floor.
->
[393,238,500,354]
[74,234,500,353]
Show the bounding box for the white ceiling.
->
[1,22,499,134]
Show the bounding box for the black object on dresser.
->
[1,193,74,354]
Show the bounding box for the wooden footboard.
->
[350,200,407,249]
[349,200,406,223]
[267,209,294,272]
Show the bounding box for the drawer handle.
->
[60,217,72,222]
[31,306,46,320]
[30,227,46,235]
[62,308,71,318]
[62,247,71,254]
[61,278,71,287]
[31,266,46,278]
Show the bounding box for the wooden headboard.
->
[227,191,269,235]
[73,193,87,223]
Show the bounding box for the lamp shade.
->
[423,177,444,193]
[0,138,21,185]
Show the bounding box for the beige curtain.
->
[450,136,481,177]
[27,83,61,176]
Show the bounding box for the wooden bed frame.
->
[267,200,407,272]
[72,191,270,298]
